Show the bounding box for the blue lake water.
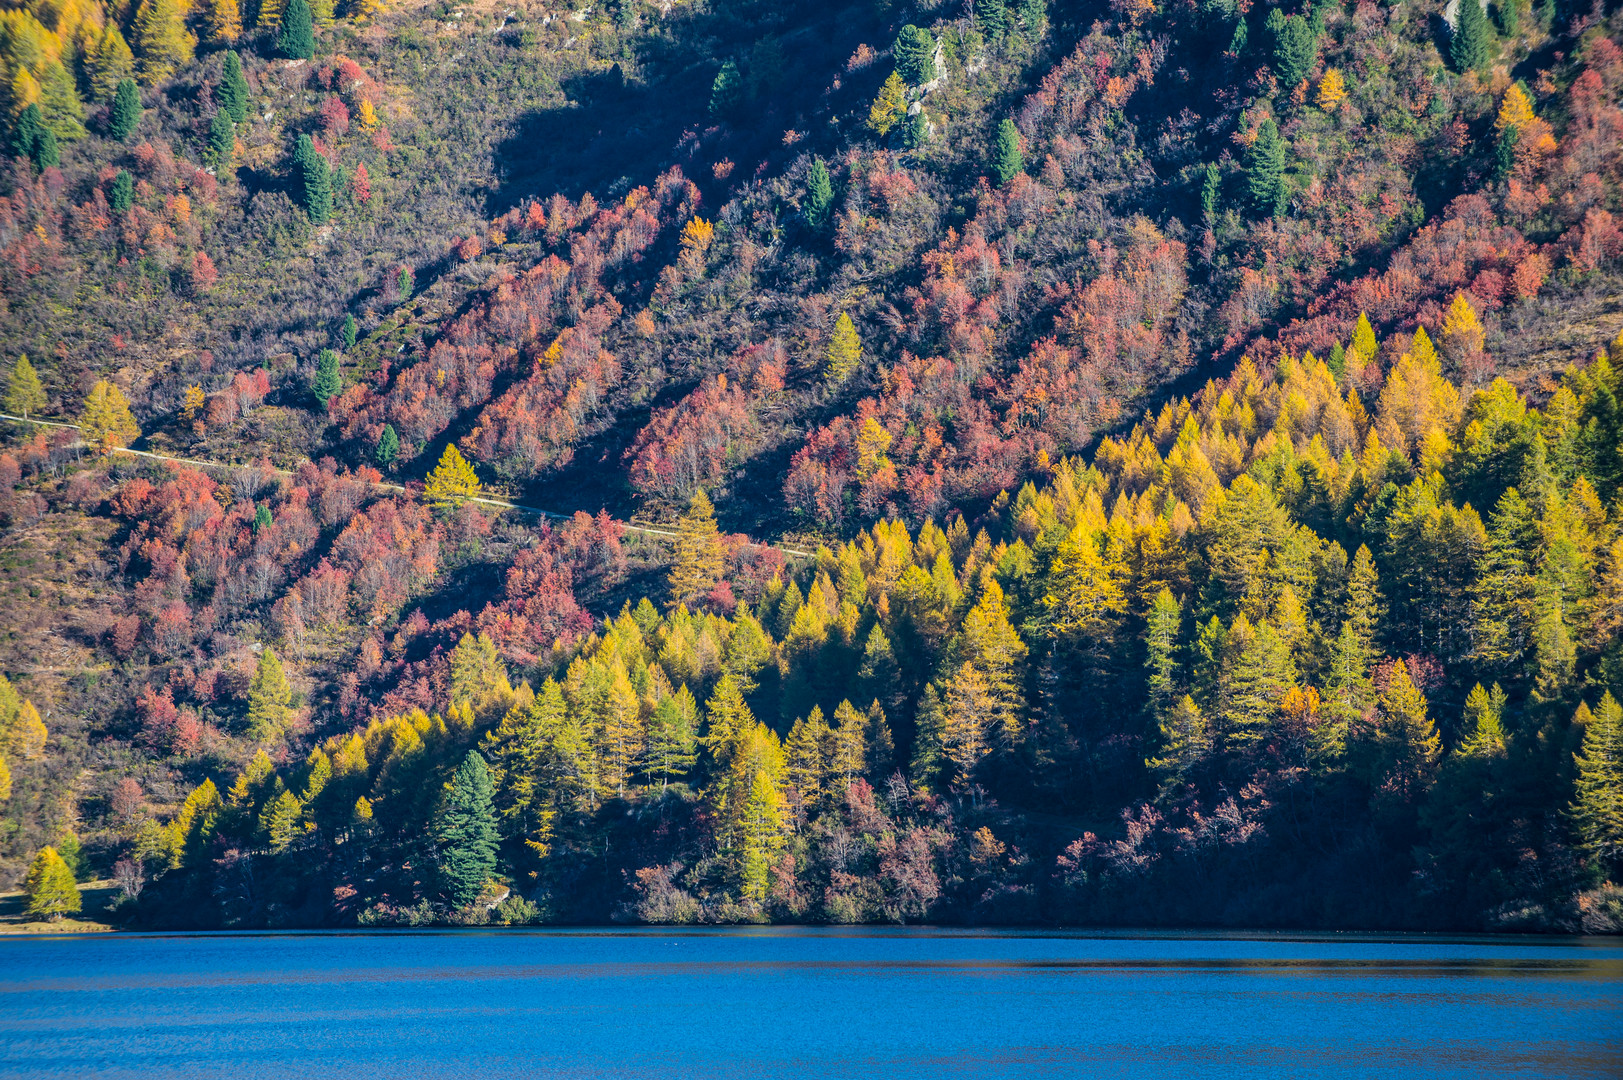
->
[0,928,1619,1078]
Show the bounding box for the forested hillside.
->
[1,0,1621,929]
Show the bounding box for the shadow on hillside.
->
[488,0,888,213]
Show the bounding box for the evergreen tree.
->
[246,648,293,740]
[825,312,862,383]
[1147,695,1210,793]
[868,70,906,136]
[293,134,332,224]
[434,750,500,906]
[1266,9,1319,87]
[803,158,833,229]
[1144,587,1182,725]
[1376,659,1440,785]
[79,381,139,451]
[277,0,316,60]
[668,489,725,607]
[1245,119,1288,219]
[340,312,358,350]
[424,443,481,509]
[397,267,414,300]
[253,503,273,532]
[1458,682,1508,757]
[893,25,937,86]
[785,706,830,808]
[219,52,251,125]
[132,0,196,84]
[1572,693,1623,873]
[5,355,47,420]
[23,847,80,920]
[1450,0,1495,74]
[1200,162,1220,222]
[109,170,134,212]
[975,0,1009,39]
[32,129,58,171]
[9,105,44,164]
[1471,488,1538,677]
[940,663,996,785]
[1017,0,1047,38]
[449,632,512,718]
[375,423,399,465]
[991,118,1024,186]
[1223,617,1295,754]
[709,60,741,117]
[900,110,928,150]
[311,348,341,406]
[206,111,235,171]
[643,687,698,788]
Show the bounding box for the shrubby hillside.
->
[0,0,1621,929]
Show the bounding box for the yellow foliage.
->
[1316,68,1346,109]
[79,380,139,451]
[1440,291,1485,359]
[181,384,205,420]
[1495,83,1536,134]
[423,443,482,509]
[357,98,378,129]
[868,70,906,136]
[680,216,714,252]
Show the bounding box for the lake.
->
[0,929,1618,1078]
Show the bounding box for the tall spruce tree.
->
[206,111,235,170]
[894,25,937,86]
[293,134,332,224]
[311,348,341,406]
[375,423,399,465]
[991,118,1024,185]
[1451,0,1495,74]
[23,847,80,920]
[804,158,833,229]
[278,0,316,60]
[1245,119,1288,218]
[219,52,251,124]
[434,751,500,906]
[1572,693,1623,874]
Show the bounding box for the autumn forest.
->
[0,0,1621,931]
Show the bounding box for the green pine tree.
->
[434,750,500,906]
[5,355,47,420]
[1266,9,1319,88]
[311,348,341,406]
[1200,162,1220,222]
[893,25,937,86]
[9,105,44,163]
[709,60,741,117]
[219,52,251,125]
[109,170,134,212]
[293,134,332,224]
[991,118,1024,186]
[1572,693,1623,873]
[804,158,833,229]
[1451,0,1496,74]
[278,0,315,60]
[246,647,293,740]
[340,312,358,349]
[33,128,59,171]
[375,423,399,465]
[1222,617,1295,754]
[642,687,699,788]
[398,267,414,300]
[975,0,1009,39]
[206,111,235,170]
[1245,118,1288,219]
